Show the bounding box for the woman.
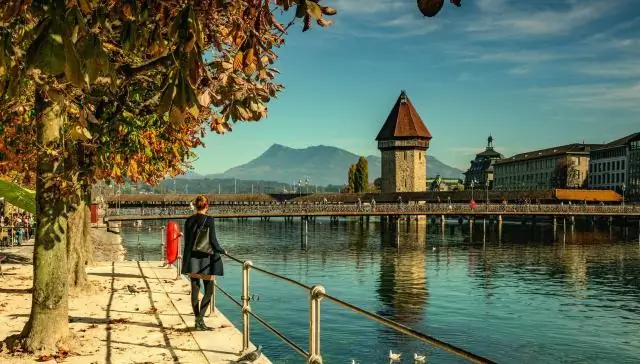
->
[181,195,227,331]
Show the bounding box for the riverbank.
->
[0,261,270,363]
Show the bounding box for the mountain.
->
[206,144,463,186]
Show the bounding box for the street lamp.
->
[471,178,477,201]
[485,179,490,205]
[622,183,626,206]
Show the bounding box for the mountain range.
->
[186,144,463,186]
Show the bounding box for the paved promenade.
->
[0,261,270,364]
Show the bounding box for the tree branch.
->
[117,50,177,77]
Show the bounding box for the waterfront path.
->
[0,261,270,364]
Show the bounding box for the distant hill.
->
[204,144,463,186]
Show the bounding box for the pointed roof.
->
[375,90,432,141]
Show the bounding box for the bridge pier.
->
[301,216,308,249]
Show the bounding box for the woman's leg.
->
[190,277,201,317]
[199,278,215,318]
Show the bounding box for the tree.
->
[0,0,461,354]
[354,156,368,193]
[0,0,339,354]
[347,164,356,193]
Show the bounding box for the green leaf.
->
[63,36,85,88]
[306,1,322,20]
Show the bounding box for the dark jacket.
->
[181,213,225,276]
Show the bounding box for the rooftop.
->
[375,90,432,141]
[595,132,640,151]
[495,143,602,165]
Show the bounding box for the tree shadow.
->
[0,253,31,264]
[105,339,237,355]
[88,272,146,279]
[0,287,32,294]
[136,261,179,362]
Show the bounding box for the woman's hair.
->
[194,195,209,211]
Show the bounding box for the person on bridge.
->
[182,195,227,331]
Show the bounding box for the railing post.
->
[175,232,183,280]
[242,260,253,353]
[308,285,325,364]
[161,226,166,267]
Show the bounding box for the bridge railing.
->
[203,252,496,364]
[107,203,640,217]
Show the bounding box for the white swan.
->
[414,353,426,362]
[389,350,401,361]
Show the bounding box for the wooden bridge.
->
[103,189,625,208]
[103,203,640,222]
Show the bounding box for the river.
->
[121,218,640,363]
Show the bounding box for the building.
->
[463,135,503,189]
[493,143,601,190]
[588,132,640,200]
[375,90,432,193]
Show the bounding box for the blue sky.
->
[191,0,640,175]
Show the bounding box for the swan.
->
[414,353,426,362]
[389,350,401,361]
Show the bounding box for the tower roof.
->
[375,90,432,141]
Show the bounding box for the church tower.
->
[376,90,432,193]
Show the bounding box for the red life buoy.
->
[166,221,180,264]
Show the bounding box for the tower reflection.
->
[376,222,429,327]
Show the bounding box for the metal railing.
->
[106,203,640,219]
[196,252,496,364]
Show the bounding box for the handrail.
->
[212,252,496,364]
[213,277,309,357]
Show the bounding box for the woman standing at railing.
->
[182,195,227,331]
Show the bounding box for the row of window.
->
[589,159,625,173]
[591,147,626,160]
[588,172,625,185]
[497,157,558,173]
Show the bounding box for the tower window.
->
[419,152,421,161]
[404,151,407,160]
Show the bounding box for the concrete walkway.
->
[0,261,271,364]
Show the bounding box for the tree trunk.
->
[20,89,71,353]
[67,187,94,295]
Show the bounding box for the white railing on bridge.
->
[106,203,640,217]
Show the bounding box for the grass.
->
[0,179,35,214]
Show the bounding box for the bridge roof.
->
[375,90,432,141]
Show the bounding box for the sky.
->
[191,0,640,175]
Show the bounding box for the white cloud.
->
[467,0,618,38]
[577,60,640,78]
[531,82,640,111]
[508,66,532,75]
[331,0,410,14]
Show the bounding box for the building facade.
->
[588,132,640,200]
[376,90,432,193]
[493,143,601,190]
[463,135,503,189]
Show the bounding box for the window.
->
[622,160,625,170]
[419,152,421,161]
[404,151,407,160]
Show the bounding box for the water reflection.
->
[377,221,428,326]
[119,217,640,363]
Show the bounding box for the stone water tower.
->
[376,90,432,193]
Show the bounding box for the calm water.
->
[121,218,640,363]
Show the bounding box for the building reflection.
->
[376,222,429,326]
